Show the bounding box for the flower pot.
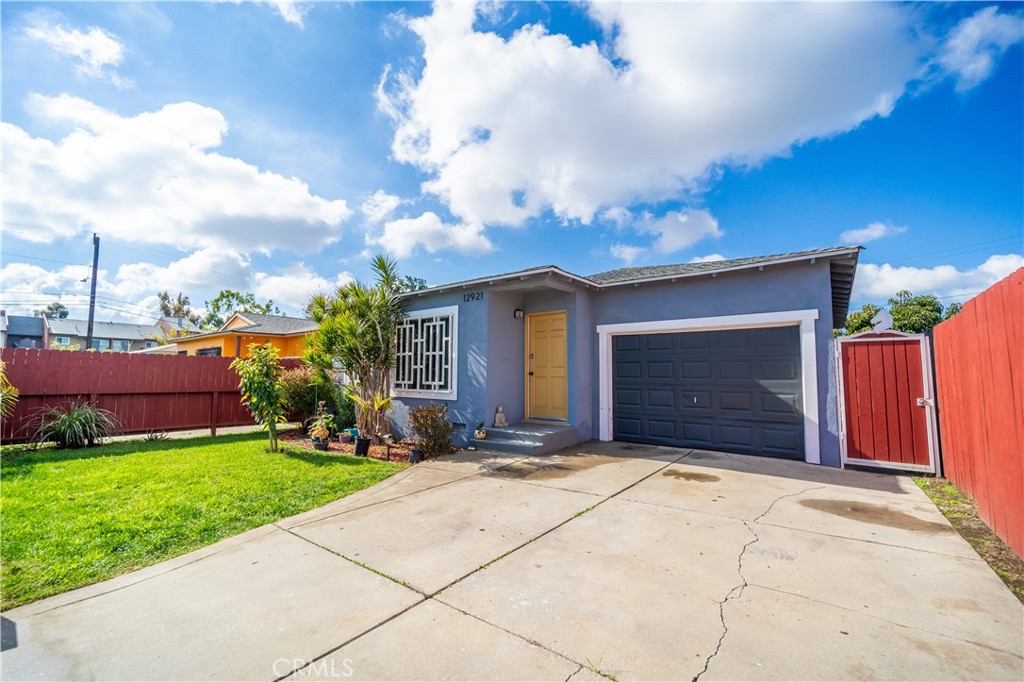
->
[338,433,353,444]
[474,429,487,440]
[354,436,371,457]
[409,448,424,464]
[311,437,330,451]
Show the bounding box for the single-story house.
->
[46,318,160,352]
[173,312,317,357]
[389,246,860,467]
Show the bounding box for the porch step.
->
[476,423,579,456]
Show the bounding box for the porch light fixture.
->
[513,308,524,319]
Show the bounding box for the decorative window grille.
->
[394,306,458,398]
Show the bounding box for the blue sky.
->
[2,1,1022,324]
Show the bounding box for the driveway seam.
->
[427,450,694,598]
[747,584,1024,659]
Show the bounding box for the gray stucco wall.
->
[392,289,490,446]
[486,291,526,426]
[590,260,840,466]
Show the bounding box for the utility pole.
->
[84,233,99,351]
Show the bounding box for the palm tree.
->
[305,255,405,443]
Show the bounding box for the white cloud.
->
[640,209,723,254]
[376,212,494,259]
[609,244,645,265]
[2,94,351,253]
[261,1,310,28]
[690,254,726,263]
[840,221,908,244]
[252,263,354,312]
[360,190,403,224]
[938,7,1023,92]
[379,1,926,229]
[23,18,128,86]
[853,254,1023,303]
[600,207,632,228]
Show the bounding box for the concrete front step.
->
[475,423,579,456]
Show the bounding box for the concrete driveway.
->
[3,442,1021,681]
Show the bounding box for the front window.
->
[197,347,222,357]
[55,337,71,345]
[114,340,130,352]
[90,339,109,351]
[394,305,458,399]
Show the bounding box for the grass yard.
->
[0,432,404,609]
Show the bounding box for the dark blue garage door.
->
[612,326,804,459]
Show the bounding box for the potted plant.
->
[309,401,334,451]
[474,421,487,440]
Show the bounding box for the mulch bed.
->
[279,429,417,464]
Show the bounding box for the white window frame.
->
[54,336,71,345]
[113,340,131,352]
[393,305,459,401]
[596,309,821,465]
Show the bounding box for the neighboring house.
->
[0,310,7,348]
[173,313,317,357]
[389,246,861,468]
[46,318,160,352]
[4,315,47,349]
[132,342,180,355]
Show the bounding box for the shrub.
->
[280,365,341,429]
[335,392,356,430]
[408,403,455,458]
[1,361,18,421]
[231,343,286,452]
[33,403,119,449]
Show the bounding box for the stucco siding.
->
[590,260,840,466]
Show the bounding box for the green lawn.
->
[0,432,403,609]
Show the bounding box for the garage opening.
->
[611,326,804,459]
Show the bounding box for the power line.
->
[0,252,88,266]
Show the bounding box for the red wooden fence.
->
[1,348,299,443]
[933,268,1023,559]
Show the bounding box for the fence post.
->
[211,391,219,437]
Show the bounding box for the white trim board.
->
[596,309,821,465]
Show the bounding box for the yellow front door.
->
[526,311,568,421]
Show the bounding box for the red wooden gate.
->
[836,331,938,473]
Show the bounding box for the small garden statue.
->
[493,405,508,428]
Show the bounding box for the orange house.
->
[173,313,317,358]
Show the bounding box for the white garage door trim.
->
[596,309,821,464]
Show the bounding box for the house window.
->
[114,340,130,352]
[145,341,156,349]
[197,347,222,357]
[55,337,71,345]
[90,339,109,351]
[394,305,458,399]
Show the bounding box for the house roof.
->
[159,316,201,333]
[181,313,317,343]
[5,315,45,337]
[221,313,318,335]
[400,246,861,328]
[47,318,156,341]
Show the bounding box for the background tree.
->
[888,290,945,333]
[202,290,281,329]
[836,291,961,336]
[230,343,287,452]
[305,255,405,443]
[394,275,428,293]
[834,303,882,337]
[34,302,69,319]
[158,291,201,326]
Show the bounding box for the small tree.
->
[202,290,282,329]
[305,255,405,443]
[1,361,18,421]
[231,343,286,452]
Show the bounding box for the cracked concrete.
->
[2,443,1021,681]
